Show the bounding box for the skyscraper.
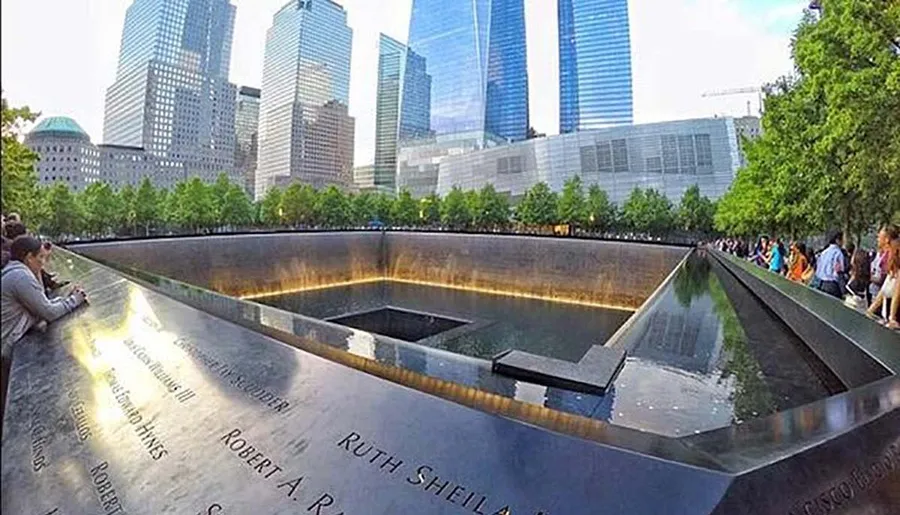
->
[103,0,238,184]
[235,86,261,196]
[373,34,431,193]
[404,0,528,143]
[559,0,634,133]
[256,0,354,199]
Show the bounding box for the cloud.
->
[629,0,798,122]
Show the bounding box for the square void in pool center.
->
[327,306,468,342]
[254,281,635,362]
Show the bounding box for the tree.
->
[134,177,160,235]
[557,175,589,226]
[259,186,283,226]
[43,182,81,237]
[281,183,317,226]
[420,193,442,226]
[351,192,376,225]
[210,173,232,223]
[374,193,394,225]
[117,184,136,235]
[316,185,351,227]
[464,190,482,229]
[220,183,254,227]
[1,97,40,216]
[678,184,715,234]
[716,2,900,238]
[392,189,419,226]
[80,182,120,237]
[586,184,616,231]
[516,182,558,226]
[441,186,471,229]
[621,188,674,235]
[478,183,510,229]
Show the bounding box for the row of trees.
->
[3,97,714,239]
[714,1,900,239]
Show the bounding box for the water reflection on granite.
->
[96,250,836,436]
[598,253,834,435]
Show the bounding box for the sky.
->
[1,0,807,167]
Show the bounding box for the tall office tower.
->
[404,0,528,143]
[103,0,238,184]
[235,86,261,196]
[373,34,431,193]
[256,0,354,199]
[558,0,634,133]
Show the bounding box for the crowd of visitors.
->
[1,213,88,424]
[715,225,900,330]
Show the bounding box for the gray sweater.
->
[1,261,85,358]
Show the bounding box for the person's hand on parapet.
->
[71,286,88,306]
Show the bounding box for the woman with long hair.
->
[787,242,809,282]
[867,240,900,329]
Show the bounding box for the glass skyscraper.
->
[103,0,238,183]
[374,34,431,193]
[256,0,354,199]
[404,0,529,143]
[235,86,261,196]
[559,0,634,133]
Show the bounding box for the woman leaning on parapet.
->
[0,235,88,425]
[867,238,900,330]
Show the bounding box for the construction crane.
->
[701,87,763,116]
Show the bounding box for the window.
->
[678,135,696,174]
[596,141,612,173]
[662,135,678,173]
[694,134,713,169]
[612,139,628,173]
[580,146,597,174]
[646,156,662,174]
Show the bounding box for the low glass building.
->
[433,117,742,204]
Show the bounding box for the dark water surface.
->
[257,281,634,362]
[254,254,839,436]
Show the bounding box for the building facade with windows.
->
[25,117,178,191]
[403,0,528,143]
[235,86,261,196]
[435,117,742,204]
[256,0,354,199]
[373,34,432,194]
[24,117,100,192]
[102,0,238,185]
[559,0,633,133]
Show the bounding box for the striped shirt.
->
[815,244,845,282]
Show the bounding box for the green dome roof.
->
[28,116,91,141]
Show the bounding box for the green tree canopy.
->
[478,183,510,229]
[134,177,160,235]
[259,186,283,226]
[392,189,420,226]
[677,184,715,234]
[80,182,120,236]
[281,183,318,226]
[420,193,442,226]
[374,193,394,225]
[621,188,674,234]
[516,182,558,226]
[442,186,471,229]
[1,97,39,216]
[220,183,254,227]
[586,184,616,231]
[43,182,81,237]
[557,175,589,226]
[316,185,351,227]
[716,2,900,238]
[351,192,376,225]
